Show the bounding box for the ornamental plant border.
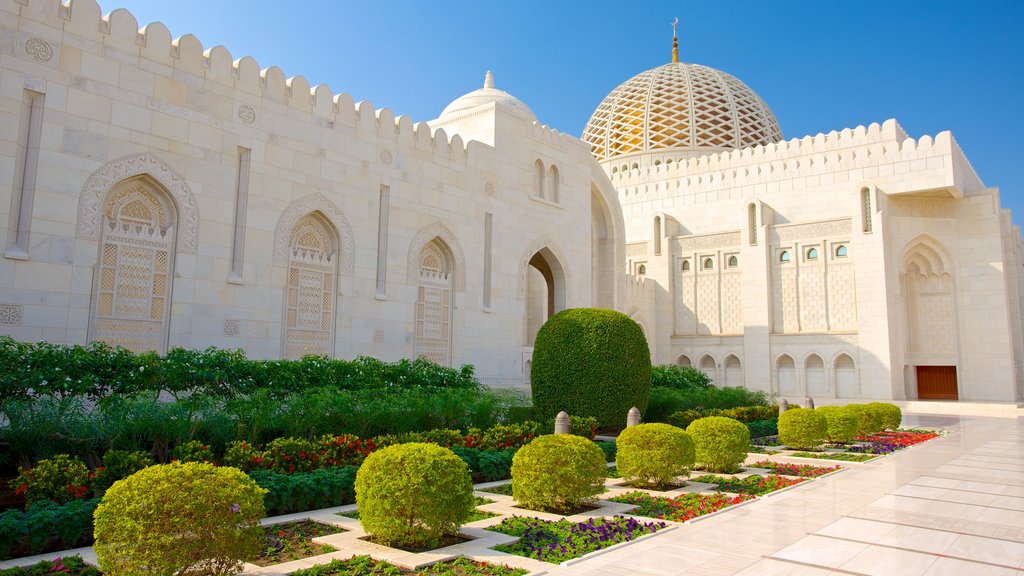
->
[558,524,677,567]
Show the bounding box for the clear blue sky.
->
[107,1,1024,222]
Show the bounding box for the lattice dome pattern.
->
[582,62,782,160]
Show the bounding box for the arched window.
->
[681,260,691,272]
[835,245,848,258]
[727,255,738,268]
[547,165,559,202]
[807,247,819,260]
[416,238,455,366]
[699,355,716,383]
[654,160,662,166]
[676,354,692,367]
[611,167,618,174]
[776,354,796,393]
[636,264,646,276]
[284,212,339,359]
[631,163,639,170]
[780,250,791,263]
[703,258,714,270]
[533,160,545,199]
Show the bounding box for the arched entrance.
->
[523,246,566,346]
[901,237,958,400]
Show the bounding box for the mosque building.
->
[2,0,1022,403]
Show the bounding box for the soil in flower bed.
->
[290,555,528,575]
[690,474,804,495]
[488,515,666,563]
[790,451,877,462]
[360,533,473,553]
[254,520,344,566]
[608,491,753,522]
[340,497,499,523]
[749,461,841,478]
[0,556,100,576]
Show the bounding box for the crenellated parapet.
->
[606,118,984,200]
[11,0,472,164]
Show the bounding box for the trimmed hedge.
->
[867,402,902,431]
[815,406,859,444]
[686,417,750,473]
[250,467,357,516]
[616,423,695,489]
[666,405,778,429]
[778,408,827,449]
[531,309,651,429]
[511,435,607,513]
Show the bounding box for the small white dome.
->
[439,71,537,122]
[582,62,782,161]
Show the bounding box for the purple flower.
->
[230,503,241,513]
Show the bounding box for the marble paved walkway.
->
[550,413,1024,576]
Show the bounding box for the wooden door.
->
[916,366,958,400]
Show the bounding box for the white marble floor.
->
[551,413,1024,575]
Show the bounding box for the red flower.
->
[14,484,27,496]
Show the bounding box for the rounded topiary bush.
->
[93,462,266,576]
[616,423,695,489]
[511,434,606,513]
[867,402,902,431]
[531,308,651,429]
[778,408,827,449]
[355,443,474,549]
[685,417,749,473]
[815,406,859,444]
[845,404,884,436]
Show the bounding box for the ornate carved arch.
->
[273,193,355,274]
[77,152,200,253]
[407,222,466,290]
[516,235,572,299]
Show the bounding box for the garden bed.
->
[253,520,344,567]
[487,515,666,563]
[0,556,99,576]
[748,461,841,478]
[608,491,754,522]
[689,474,804,496]
[789,451,878,463]
[289,555,528,575]
[339,497,499,524]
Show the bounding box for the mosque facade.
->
[1,0,1022,402]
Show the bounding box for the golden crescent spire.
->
[672,17,679,63]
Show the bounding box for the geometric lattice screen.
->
[284,213,337,359]
[415,239,453,367]
[582,62,783,160]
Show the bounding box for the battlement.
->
[607,118,984,198]
[13,0,472,163]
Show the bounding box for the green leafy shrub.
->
[666,404,778,429]
[744,419,778,439]
[355,443,474,549]
[12,455,91,508]
[250,467,357,516]
[867,402,902,430]
[92,450,153,494]
[170,439,213,463]
[0,555,100,575]
[595,440,617,462]
[450,447,515,482]
[685,417,750,473]
[466,421,541,450]
[265,437,319,473]
[778,408,827,449]
[222,440,266,472]
[651,364,713,391]
[540,415,600,439]
[844,404,884,436]
[531,308,651,429]
[317,434,376,466]
[0,498,99,560]
[510,434,606,513]
[616,423,695,489]
[815,406,859,444]
[93,462,266,575]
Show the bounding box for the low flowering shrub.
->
[93,462,266,575]
[790,451,877,462]
[686,417,750,473]
[355,443,474,549]
[609,491,754,522]
[466,421,541,450]
[489,516,666,563]
[289,555,528,576]
[92,450,153,495]
[0,556,100,576]
[616,423,695,489]
[265,437,319,473]
[778,408,827,450]
[691,474,804,495]
[318,434,375,467]
[169,439,213,463]
[511,435,607,514]
[12,454,91,508]
[0,498,99,560]
[750,460,841,478]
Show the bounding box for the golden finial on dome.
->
[672,17,679,63]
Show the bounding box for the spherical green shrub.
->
[355,443,474,549]
[531,308,651,429]
[845,404,884,436]
[93,462,266,575]
[12,454,90,508]
[685,417,750,473]
[815,406,859,444]
[511,434,607,513]
[778,408,827,449]
[867,402,902,431]
[616,423,695,489]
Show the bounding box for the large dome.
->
[582,62,782,161]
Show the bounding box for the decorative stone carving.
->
[378,149,393,165]
[626,407,642,427]
[554,411,570,434]
[406,222,466,291]
[236,104,256,124]
[677,231,741,252]
[0,304,22,326]
[224,319,240,336]
[770,219,851,243]
[484,182,495,197]
[25,38,53,62]
[272,193,354,274]
[77,152,200,254]
[778,398,789,414]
